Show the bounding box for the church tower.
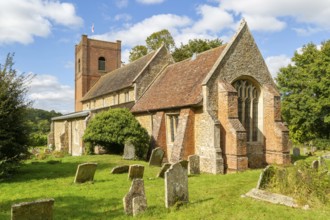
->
[75,35,121,111]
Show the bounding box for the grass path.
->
[0,154,329,219]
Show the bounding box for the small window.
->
[125,91,129,102]
[98,57,106,71]
[78,59,81,72]
[168,114,179,142]
[112,94,117,105]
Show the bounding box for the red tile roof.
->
[131,45,226,113]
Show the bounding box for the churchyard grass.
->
[0,154,329,219]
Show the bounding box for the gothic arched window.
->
[98,57,106,71]
[233,80,259,142]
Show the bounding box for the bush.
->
[313,138,330,151]
[0,157,21,178]
[83,108,150,159]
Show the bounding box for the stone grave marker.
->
[164,162,189,208]
[303,147,308,155]
[157,163,171,178]
[111,165,129,174]
[256,165,275,189]
[149,147,164,167]
[123,142,135,160]
[74,162,97,183]
[292,147,300,157]
[188,155,200,175]
[128,164,144,180]
[11,198,54,220]
[123,178,147,216]
[318,156,327,168]
[311,160,319,170]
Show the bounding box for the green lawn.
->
[0,154,329,220]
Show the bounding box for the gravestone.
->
[157,163,171,178]
[292,147,300,157]
[123,142,135,160]
[323,154,330,160]
[128,164,144,180]
[311,160,319,170]
[74,162,97,183]
[311,146,317,153]
[179,160,189,175]
[149,147,164,167]
[111,165,129,174]
[303,147,308,155]
[164,162,189,208]
[318,156,327,167]
[256,165,275,189]
[188,155,200,175]
[11,198,54,220]
[123,178,147,216]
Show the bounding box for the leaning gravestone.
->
[111,165,129,174]
[188,155,200,175]
[157,163,171,178]
[292,147,300,157]
[165,162,189,208]
[256,165,275,189]
[74,162,97,183]
[123,142,135,160]
[123,178,147,216]
[11,198,54,220]
[149,147,164,167]
[311,160,319,170]
[128,164,144,180]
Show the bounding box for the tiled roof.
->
[81,50,157,101]
[131,45,226,113]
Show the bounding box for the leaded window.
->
[98,57,105,71]
[233,80,259,142]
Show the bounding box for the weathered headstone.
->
[123,178,147,216]
[111,165,129,174]
[123,142,136,160]
[11,198,54,220]
[149,147,164,167]
[74,162,97,183]
[188,155,200,175]
[303,147,308,155]
[157,163,171,178]
[256,165,275,189]
[311,160,319,170]
[132,196,147,216]
[179,160,188,175]
[128,164,144,180]
[323,154,330,160]
[311,146,317,153]
[164,162,189,208]
[292,147,300,157]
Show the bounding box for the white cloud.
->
[116,0,128,8]
[265,55,292,78]
[114,13,132,22]
[28,74,74,114]
[0,0,83,45]
[219,0,330,32]
[136,0,166,4]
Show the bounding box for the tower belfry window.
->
[233,79,259,142]
[78,59,81,72]
[98,57,106,71]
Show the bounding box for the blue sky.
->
[0,0,329,113]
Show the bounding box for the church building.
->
[49,20,291,174]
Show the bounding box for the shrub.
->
[83,108,150,159]
[0,157,21,178]
[313,138,330,151]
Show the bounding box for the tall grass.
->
[0,154,329,219]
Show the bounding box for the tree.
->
[129,45,148,62]
[129,29,175,62]
[276,41,330,143]
[83,108,150,159]
[172,38,223,62]
[0,53,32,177]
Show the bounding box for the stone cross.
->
[11,198,54,220]
[74,162,97,183]
[111,165,129,174]
[188,155,200,175]
[157,163,171,178]
[164,162,189,208]
[123,142,135,160]
[149,147,164,166]
[123,178,147,216]
[128,164,144,180]
[292,147,300,157]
